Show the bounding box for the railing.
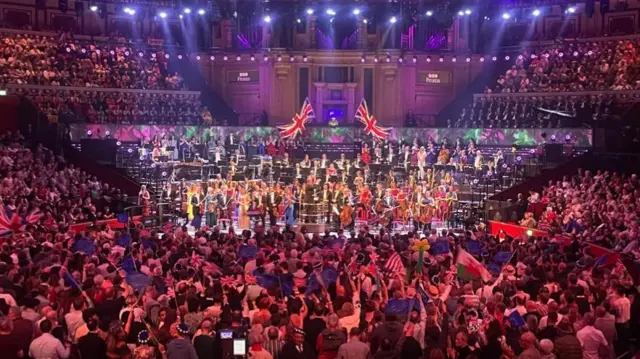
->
[474,90,640,103]
[4,84,201,96]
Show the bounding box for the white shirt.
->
[29,333,70,359]
[577,325,608,359]
[539,313,564,329]
[612,296,631,323]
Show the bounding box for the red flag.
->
[586,243,620,267]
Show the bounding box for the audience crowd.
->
[449,95,615,128]
[521,170,639,249]
[0,132,124,228]
[0,33,184,90]
[0,138,636,359]
[491,39,640,94]
[15,87,210,125]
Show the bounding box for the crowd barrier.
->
[69,215,143,232]
[489,220,549,238]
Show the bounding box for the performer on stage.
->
[138,185,151,216]
[204,186,218,226]
[190,185,203,229]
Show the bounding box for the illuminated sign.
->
[228,70,259,83]
[417,71,451,85]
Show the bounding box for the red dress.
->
[266,142,277,157]
[361,148,371,164]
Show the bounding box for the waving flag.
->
[22,208,42,227]
[0,206,26,236]
[456,248,492,282]
[384,252,405,275]
[355,99,390,141]
[278,97,315,139]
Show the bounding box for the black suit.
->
[265,193,282,226]
[280,341,316,359]
[78,332,107,359]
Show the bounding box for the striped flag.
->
[278,97,315,139]
[202,261,222,275]
[384,252,405,275]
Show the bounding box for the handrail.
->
[474,90,640,102]
[4,84,201,96]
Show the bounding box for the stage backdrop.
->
[69,124,593,147]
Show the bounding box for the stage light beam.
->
[426,11,433,16]
[532,9,541,16]
[306,8,314,15]
[159,12,167,19]
[352,8,360,15]
[90,5,98,12]
[502,13,510,19]
[389,16,397,24]
[326,9,336,16]
[263,15,272,23]
[198,9,205,15]
[183,8,191,14]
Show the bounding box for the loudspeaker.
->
[544,143,564,163]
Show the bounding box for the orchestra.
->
[139,135,516,233]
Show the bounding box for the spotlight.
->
[250,55,255,61]
[565,135,571,142]
[426,56,432,62]
[139,156,145,161]
[458,11,464,16]
[138,52,143,57]
[492,56,497,61]
[466,57,471,62]
[124,51,130,56]
[465,9,472,15]
[127,148,133,153]
[329,18,334,23]
[398,57,403,63]
[480,56,485,62]
[66,47,71,53]
[263,15,272,23]
[236,55,241,61]
[386,56,391,63]
[452,57,457,62]
[551,134,557,141]
[573,51,579,56]
[413,56,418,63]
[277,55,282,62]
[558,52,564,57]
[389,16,397,24]
[353,8,360,15]
[426,11,433,16]
[516,156,522,162]
[326,9,336,16]
[223,55,228,61]
[263,55,269,61]
[128,9,136,15]
[502,13,510,19]
[159,12,167,18]
[374,56,379,63]
[302,55,308,62]
[105,131,111,137]
[116,141,121,146]
[165,54,169,59]
[210,55,215,60]
[198,9,206,15]
[96,50,100,54]
[177,54,183,59]
[289,56,295,62]
[179,14,183,19]
[161,171,168,177]
[90,5,98,12]
[124,7,132,14]
[518,55,523,60]
[150,163,156,169]
[439,56,444,62]
[526,229,533,237]
[87,130,93,137]
[567,7,576,13]
[306,8,314,15]
[296,18,301,24]
[361,56,366,63]
[532,9,541,16]
[183,8,191,14]
[587,50,593,56]
[363,19,368,24]
[150,53,155,58]
[531,54,537,59]
[505,55,510,60]
[196,55,201,60]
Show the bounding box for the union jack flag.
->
[355,98,390,141]
[0,206,34,236]
[278,97,315,139]
[202,261,222,275]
